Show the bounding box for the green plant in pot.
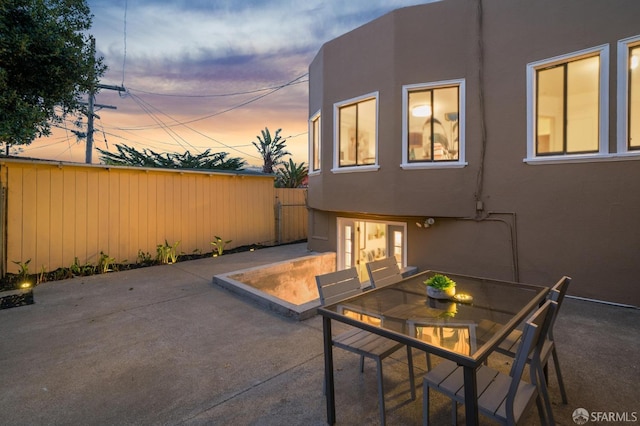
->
[424,274,456,299]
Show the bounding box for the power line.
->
[128,77,308,98]
[119,73,308,131]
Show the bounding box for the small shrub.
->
[211,236,232,256]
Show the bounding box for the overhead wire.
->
[119,73,309,131]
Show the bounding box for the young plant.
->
[211,236,232,256]
[156,240,180,264]
[12,259,32,288]
[98,251,116,273]
[137,249,154,266]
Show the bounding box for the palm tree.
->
[276,159,308,188]
[252,127,290,174]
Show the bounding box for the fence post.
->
[275,197,282,245]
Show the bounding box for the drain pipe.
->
[458,211,520,282]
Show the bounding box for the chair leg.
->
[376,357,386,426]
[535,394,548,426]
[422,385,430,426]
[407,346,416,400]
[551,348,568,404]
[451,401,457,425]
[360,355,365,373]
[425,352,432,370]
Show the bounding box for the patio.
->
[0,243,637,425]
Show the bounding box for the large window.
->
[402,80,466,168]
[333,93,378,171]
[527,45,609,162]
[309,112,321,173]
[617,35,640,154]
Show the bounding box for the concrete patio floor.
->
[1,243,638,425]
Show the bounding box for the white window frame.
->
[309,110,321,175]
[525,45,610,164]
[332,92,380,174]
[617,35,640,157]
[401,79,467,169]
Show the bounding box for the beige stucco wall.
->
[307,0,640,306]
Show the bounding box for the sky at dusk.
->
[18,0,436,169]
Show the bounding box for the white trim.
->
[308,110,321,175]
[401,79,466,168]
[617,34,640,156]
[525,44,609,162]
[332,92,379,173]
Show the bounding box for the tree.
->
[276,159,308,188]
[252,127,290,174]
[0,0,106,151]
[97,144,247,171]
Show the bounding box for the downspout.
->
[474,0,488,216]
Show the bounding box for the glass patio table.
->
[317,270,549,425]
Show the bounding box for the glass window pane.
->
[537,66,565,154]
[630,46,640,150]
[339,105,357,166]
[357,99,376,165]
[312,117,320,170]
[433,86,459,160]
[566,56,599,153]
[408,90,432,161]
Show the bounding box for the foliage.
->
[251,127,290,174]
[156,240,180,264]
[11,259,31,282]
[0,0,106,149]
[136,249,154,266]
[275,159,308,188]
[97,144,246,170]
[424,274,456,290]
[211,236,231,256]
[98,251,116,273]
[69,257,94,276]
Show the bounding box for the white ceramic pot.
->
[427,286,456,300]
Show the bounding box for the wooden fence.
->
[0,159,308,275]
[275,188,308,244]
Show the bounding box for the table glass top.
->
[321,270,547,358]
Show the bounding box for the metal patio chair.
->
[366,257,404,288]
[423,299,557,426]
[491,276,571,404]
[316,267,416,426]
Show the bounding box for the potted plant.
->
[424,273,456,299]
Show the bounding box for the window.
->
[402,80,466,168]
[309,111,321,173]
[333,93,378,172]
[617,35,640,155]
[526,45,609,162]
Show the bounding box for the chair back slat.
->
[366,257,402,288]
[547,276,571,339]
[506,299,557,419]
[316,268,362,306]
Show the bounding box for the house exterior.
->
[306,0,640,306]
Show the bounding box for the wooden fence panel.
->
[0,160,280,275]
[275,188,308,244]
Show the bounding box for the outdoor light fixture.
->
[412,104,432,117]
[416,218,436,228]
[19,282,32,289]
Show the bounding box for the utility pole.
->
[85,83,124,164]
[84,38,125,164]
